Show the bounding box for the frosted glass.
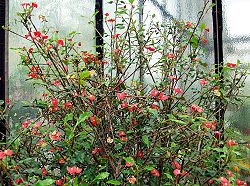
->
[223,0,250,133]
[9,0,95,120]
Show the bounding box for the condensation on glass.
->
[9,0,95,120]
[223,0,250,133]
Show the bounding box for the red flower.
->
[15,178,24,185]
[118,131,126,137]
[150,169,160,177]
[120,137,127,141]
[22,120,30,128]
[117,92,127,100]
[167,52,175,59]
[205,27,210,32]
[145,45,156,52]
[107,18,115,22]
[218,177,230,186]
[185,21,192,28]
[34,31,41,38]
[199,79,209,85]
[150,89,159,97]
[4,149,12,156]
[33,121,41,128]
[168,75,178,81]
[52,80,61,86]
[104,13,109,16]
[226,170,233,177]
[49,131,62,141]
[236,179,247,186]
[226,140,238,147]
[150,104,159,110]
[88,95,96,101]
[55,179,63,186]
[25,31,31,39]
[51,98,59,106]
[92,147,102,155]
[173,169,181,176]
[67,166,82,175]
[227,63,236,68]
[28,48,33,53]
[121,101,128,108]
[125,158,134,167]
[57,39,64,46]
[159,92,168,100]
[113,48,122,54]
[31,2,38,8]
[90,117,97,125]
[191,104,204,113]
[41,34,48,40]
[137,151,144,158]
[28,73,37,79]
[112,33,120,38]
[41,168,47,175]
[209,180,214,184]
[174,87,184,94]
[64,101,72,109]
[171,161,181,169]
[0,151,5,160]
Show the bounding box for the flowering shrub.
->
[1,0,249,185]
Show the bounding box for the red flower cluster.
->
[203,121,216,130]
[0,149,12,160]
[190,104,204,113]
[67,166,82,175]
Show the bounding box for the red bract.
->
[218,177,230,186]
[227,63,236,68]
[117,92,127,100]
[120,137,127,141]
[49,131,62,141]
[57,39,64,46]
[33,121,41,128]
[226,170,233,177]
[15,178,23,185]
[121,101,128,108]
[205,27,210,32]
[191,104,204,113]
[150,169,160,177]
[28,48,33,53]
[125,158,134,167]
[90,117,97,125]
[236,179,247,186]
[150,104,159,110]
[107,18,115,22]
[226,140,238,147]
[204,121,216,130]
[55,179,63,186]
[67,166,82,175]
[92,147,102,155]
[33,31,41,38]
[167,52,175,59]
[171,161,181,169]
[145,45,156,52]
[41,168,47,175]
[185,21,192,28]
[159,92,168,100]
[112,33,120,38]
[104,12,109,16]
[168,75,178,81]
[200,79,209,85]
[0,151,5,160]
[150,89,159,97]
[51,98,59,106]
[174,87,184,94]
[4,149,13,156]
[173,169,181,176]
[64,101,72,109]
[88,94,96,101]
[31,2,38,8]
[22,120,30,128]
[137,151,144,158]
[52,80,61,86]
[118,131,126,137]
[41,34,48,40]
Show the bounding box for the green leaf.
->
[96,172,110,180]
[199,22,206,32]
[142,135,150,148]
[64,113,73,123]
[129,0,134,4]
[74,177,78,186]
[106,180,121,185]
[144,165,155,171]
[169,119,187,125]
[52,32,58,41]
[34,179,55,186]
[124,157,134,163]
[77,112,90,126]
[80,71,91,79]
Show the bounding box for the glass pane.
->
[9,0,95,120]
[223,0,250,134]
